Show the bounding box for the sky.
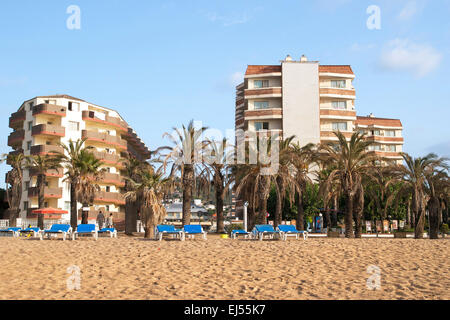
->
[0,0,449,185]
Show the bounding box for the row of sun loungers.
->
[155,224,308,241]
[0,224,117,241]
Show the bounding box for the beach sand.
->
[0,235,448,300]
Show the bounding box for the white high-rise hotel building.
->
[7,95,150,222]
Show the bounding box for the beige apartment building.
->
[235,55,404,163]
[7,95,150,222]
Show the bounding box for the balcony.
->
[100,172,125,187]
[9,110,26,129]
[82,130,127,150]
[365,136,404,143]
[30,145,64,156]
[92,150,123,167]
[244,108,282,120]
[32,104,66,117]
[82,111,128,132]
[31,124,65,137]
[27,187,63,199]
[320,88,356,99]
[7,129,25,147]
[94,191,125,205]
[244,87,282,98]
[29,167,64,178]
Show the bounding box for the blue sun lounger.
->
[72,224,98,240]
[40,224,72,241]
[0,227,21,238]
[231,229,251,239]
[182,225,207,241]
[155,225,183,241]
[19,227,41,238]
[253,224,280,241]
[97,228,117,238]
[277,225,308,240]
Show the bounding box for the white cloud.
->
[350,43,376,52]
[379,39,442,78]
[398,1,419,21]
[206,12,250,27]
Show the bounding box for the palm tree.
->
[122,155,145,235]
[55,139,101,230]
[319,131,377,238]
[24,154,61,229]
[75,150,105,224]
[1,153,25,227]
[124,165,172,238]
[163,120,208,226]
[424,164,449,239]
[291,142,315,230]
[202,138,234,233]
[395,153,448,239]
[272,136,301,228]
[236,135,279,226]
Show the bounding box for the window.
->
[26,141,32,151]
[106,186,110,192]
[369,145,381,151]
[331,101,347,110]
[385,130,396,137]
[372,130,380,136]
[25,182,30,190]
[254,80,269,88]
[254,101,269,110]
[105,205,110,212]
[332,122,347,131]
[68,121,79,132]
[64,201,70,211]
[44,202,48,208]
[23,201,29,211]
[254,122,269,131]
[28,121,33,131]
[28,102,34,111]
[45,100,56,105]
[331,80,346,88]
[358,129,366,135]
[386,145,396,152]
[68,101,79,112]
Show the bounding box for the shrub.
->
[440,224,449,234]
[225,223,244,234]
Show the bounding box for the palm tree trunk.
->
[144,226,154,239]
[8,208,20,227]
[81,203,89,224]
[332,195,338,227]
[274,183,284,228]
[215,181,225,233]
[414,207,426,239]
[257,194,268,225]
[429,197,440,239]
[345,194,354,238]
[37,175,45,230]
[125,199,135,235]
[70,183,78,230]
[182,164,194,226]
[296,192,304,231]
[248,206,255,232]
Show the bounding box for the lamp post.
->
[243,201,249,232]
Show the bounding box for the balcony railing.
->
[32,104,67,117]
[82,111,128,132]
[92,150,123,166]
[82,130,127,150]
[9,110,26,128]
[29,167,64,178]
[27,187,63,199]
[30,145,64,156]
[31,124,65,137]
[100,172,125,186]
[94,191,125,205]
[7,129,25,147]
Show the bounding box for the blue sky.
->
[1,0,449,185]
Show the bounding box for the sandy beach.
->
[0,235,448,300]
